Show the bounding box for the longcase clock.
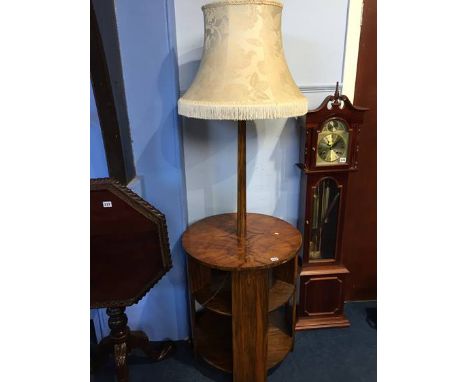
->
[296,84,368,330]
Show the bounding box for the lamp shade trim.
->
[178,98,307,120]
[203,0,283,10]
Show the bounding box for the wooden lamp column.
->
[237,120,247,241]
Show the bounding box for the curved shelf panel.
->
[269,280,295,312]
[266,310,293,369]
[195,310,232,373]
[195,310,292,373]
[194,274,231,316]
[194,278,294,316]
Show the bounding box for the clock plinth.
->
[296,314,350,330]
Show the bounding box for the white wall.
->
[342,0,364,102]
[174,0,350,225]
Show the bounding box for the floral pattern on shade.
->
[178,0,307,120]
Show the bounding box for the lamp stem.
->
[237,120,247,240]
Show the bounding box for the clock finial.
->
[332,81,342,106]
[334,81,340,98]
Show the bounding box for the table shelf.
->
[194,309,293,373]
[194,276,295,316]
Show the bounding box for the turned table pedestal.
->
[90,178,174,382]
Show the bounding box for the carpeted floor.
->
[92,301,376,382]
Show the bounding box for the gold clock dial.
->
[318,133,346,162]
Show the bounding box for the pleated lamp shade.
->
[178,0,307,120]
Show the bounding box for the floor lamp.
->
[178,1,307,381]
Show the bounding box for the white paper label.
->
[339,157,347,163]
[270,257,279,262]
[103,201,112,208]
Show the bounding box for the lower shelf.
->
[194,309,293,373]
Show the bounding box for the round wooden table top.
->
[182,213,302,271]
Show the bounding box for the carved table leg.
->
[92,307,174,381]
[113,342,129,382]
[107,307,130,382]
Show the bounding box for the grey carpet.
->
[91,301,377,382]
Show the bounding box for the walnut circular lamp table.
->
[178,1,307,381]
[183,213,301,381]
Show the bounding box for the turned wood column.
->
[107,307,130,382]
[237,120,247,241]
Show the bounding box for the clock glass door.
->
[309,178,341,262]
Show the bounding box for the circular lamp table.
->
[183,213,302,382]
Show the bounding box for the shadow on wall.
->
[124,51,189,340]
[178,50,203,93]
[135,51,186,171]
[183,115,301,226]
[90,85,109,178]
[269,118,301,224]
[182,117,259,224]
[249,118,301,226]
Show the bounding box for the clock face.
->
[316,119,349,166]
[318,134,346,162]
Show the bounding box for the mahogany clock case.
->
[296,93,368,331]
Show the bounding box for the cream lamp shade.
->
[178,0,307,120]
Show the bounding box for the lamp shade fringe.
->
[178,99,308,120]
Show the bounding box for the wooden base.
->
[296,265,350,331]
[296,314,350,331]
[92,307,174,382]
